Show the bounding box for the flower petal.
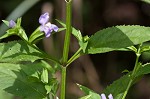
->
[108,94,113,99]
[101,93,107,99]
[51,24,59,32]
[43,26,53,38]
[9,20,16,28]
[39,12,49,25]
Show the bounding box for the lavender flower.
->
[101,94,107,99]
[100,93,113,99]
[9,20,16,28]
[39,12,58,37]
[108,94,113,99]
[39,12,49,25]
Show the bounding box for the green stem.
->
[122,46,141,99]
[60,1,72,99]
[60,67,67,99]
[62,0,72,65]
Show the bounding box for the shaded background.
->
[0,0,150,99]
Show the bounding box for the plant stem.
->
[122,46,141,99]
[60,67,67,99]
[62,0,72,65]
[60,1,72,99]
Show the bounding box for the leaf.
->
[20,61,46,79]
[56,19,83,41]
[41,69,49,84]
[135,63,150,77]
[87,25,150,54]
[2,20,9,27]
[142,0,150,4]
[0,63,47,99]
[103,73,131,99]
[103,63,150,99]
[0,40,44,63]
[79,95,91,99]
[77,84,101,99]
[29,27,44,44]
[79,35,90,53]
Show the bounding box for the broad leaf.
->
[0,62,48,99]
[0,40,44,63]
[77,84,101,99]
[87,25,150,54]
[103,63,150,99]
[103,73,131,99]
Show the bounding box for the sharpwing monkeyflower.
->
[39,12,58,37]
[100,93,113,99]
[9,20,16,28]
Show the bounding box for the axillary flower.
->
[39,12,58,37]
[9,20,16,28]
[100,93,113,99]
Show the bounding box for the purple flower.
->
[101,94,107,99]
[39,12,49,25]
[108,94,113,99]
[100,93,113,99]
[9,20,16,28]
[39,12,58,37]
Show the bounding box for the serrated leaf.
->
[0,40,44,63]
[21,62,46,79]
[77,84,101,99]
[103,73,131,99]
[0,63,47,99]
[103,63,150,99]
[87,25,150,54]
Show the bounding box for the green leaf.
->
[141,46,150,53]
[79,95,92,99]
[47,78,59,96]
[135,63,150,77]
[16,18,21,27]
[29,27,44,44]
[142,0,150,4]
[79,35,90,53]
[77,84,101,99]
[87,25,150,54]
[41,60,55,74]
[103,73,131,99]
[56,19,83,41]
[103,63,150,99]
[0,40,44,63]
[20,62,46,79]
[0,63,47,99]
[2,20,9,27]
[41,68,49,84]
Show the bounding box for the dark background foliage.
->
[0,0,150,99]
